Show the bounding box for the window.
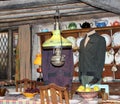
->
[0,29,18,81]
[0,32,8,80]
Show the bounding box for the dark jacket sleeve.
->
[95,37,106,79]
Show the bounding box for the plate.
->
[105,51,114,64]
[8,92,22,95]
[73,51,79,65]
[101,34,111,47]
[69,99,80,104]
[0,97,4,99]
[66,36,76,48]
[76,37,83,48]
[115,49,120,65]
[103,76,113,82]
[109,95,120,99]
[113,32,120,47]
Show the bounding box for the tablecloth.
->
[0,93,120,104]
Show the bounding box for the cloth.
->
[42,48,74,89]
[79,32,106,85]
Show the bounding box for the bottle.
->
[98,88,105,98]
[101,88,108,100]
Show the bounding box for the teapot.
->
[68,22,77,30]
[95,20,108,27]
[80,21,93,28]
[111,21,120,26]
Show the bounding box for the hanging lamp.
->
[42,29,72,48]
[42,9,72,66]
[42,9,72,49]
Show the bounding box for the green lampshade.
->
[42,30,72,48]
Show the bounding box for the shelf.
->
[37,26,120,36]
[37,25,120,88]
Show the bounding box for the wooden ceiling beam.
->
[0,2,108,23]
[0,9,106,23]
[0,0,80,10]
[0,0,118,27]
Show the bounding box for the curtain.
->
[15,24,31,81]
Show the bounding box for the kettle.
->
[111,21,120,26]
[80,21,93,28]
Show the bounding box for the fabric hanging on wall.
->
[17,25,31,80]
[42,48,74,89]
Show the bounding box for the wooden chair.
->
[16,78,37,92]
[39,83,69,104]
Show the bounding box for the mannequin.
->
[87,29,96,36]
[78,29,106,86]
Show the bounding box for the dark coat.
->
[79,32,106,79]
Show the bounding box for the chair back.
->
[40,83,69,104]
[16,78,37,92]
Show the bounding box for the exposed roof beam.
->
[0,0,80,10]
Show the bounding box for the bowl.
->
[22,92,37,98]
[77,91,98,99]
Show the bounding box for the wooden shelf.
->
[37,26,120,36]
[37,25,120,94]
